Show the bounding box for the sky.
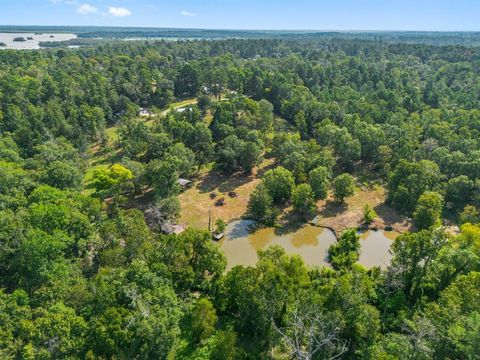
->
[0,0,479,31]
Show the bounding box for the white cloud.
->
[108,6,132,17]
[77,3,98,14]
[181,10,196,17]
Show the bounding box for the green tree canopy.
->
[292,183,316,220]
[262,166,295,204]
[414,191,444,230]
[333,173,355,203]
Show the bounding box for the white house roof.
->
[178,178,192,187]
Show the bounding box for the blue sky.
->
[0,0,479,30]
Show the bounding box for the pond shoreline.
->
[240,215,406,241]
[219,219,400,270]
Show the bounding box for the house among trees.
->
[178,178,192,188]
[138,108,153,117]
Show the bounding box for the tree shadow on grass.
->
[319,200,348,218]
[271,205,311,236]
[373,203,413,230]
[90,148,123,167]
[195,171,255,194]
[255,161,276,178]
[374,204,397,224]
[195,160,276,194]
[125,189,156,211]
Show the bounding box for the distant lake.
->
[124,37,213,42]
[0,33,76,50]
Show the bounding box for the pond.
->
[0,33,76,50]
[358,230,399,268]
[218,220,399,270]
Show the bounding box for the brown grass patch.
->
[179,159,275,229]
[180,167,412,234]
[316,184,413,234]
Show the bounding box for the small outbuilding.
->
[161,223,185,235]
[178,178,192,188]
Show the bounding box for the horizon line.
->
[0,25,479,33]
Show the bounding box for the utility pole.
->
[208,208,212,232]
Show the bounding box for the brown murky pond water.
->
[358,230,399,268]
[218,220,399,270]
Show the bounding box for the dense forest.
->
[1,37,480,359]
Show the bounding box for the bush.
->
[363,204,377,225]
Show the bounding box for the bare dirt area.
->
[316,184,413,234]
[179,159,275,229]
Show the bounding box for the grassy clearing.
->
[179,158,275,229]
[82,146,119,195]
[82,164,108,196]
[104,126,119,145]
[179,159,411,233]
[315,183,412,234]
[168,98,199,109]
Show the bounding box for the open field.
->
[179,159,275,229]
[82,147,121,195]
[180,169,412,234]
[315,184,413,234]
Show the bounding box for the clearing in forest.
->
[315,185,412,234]
[179,159,275,229]
[180,163,411,234]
